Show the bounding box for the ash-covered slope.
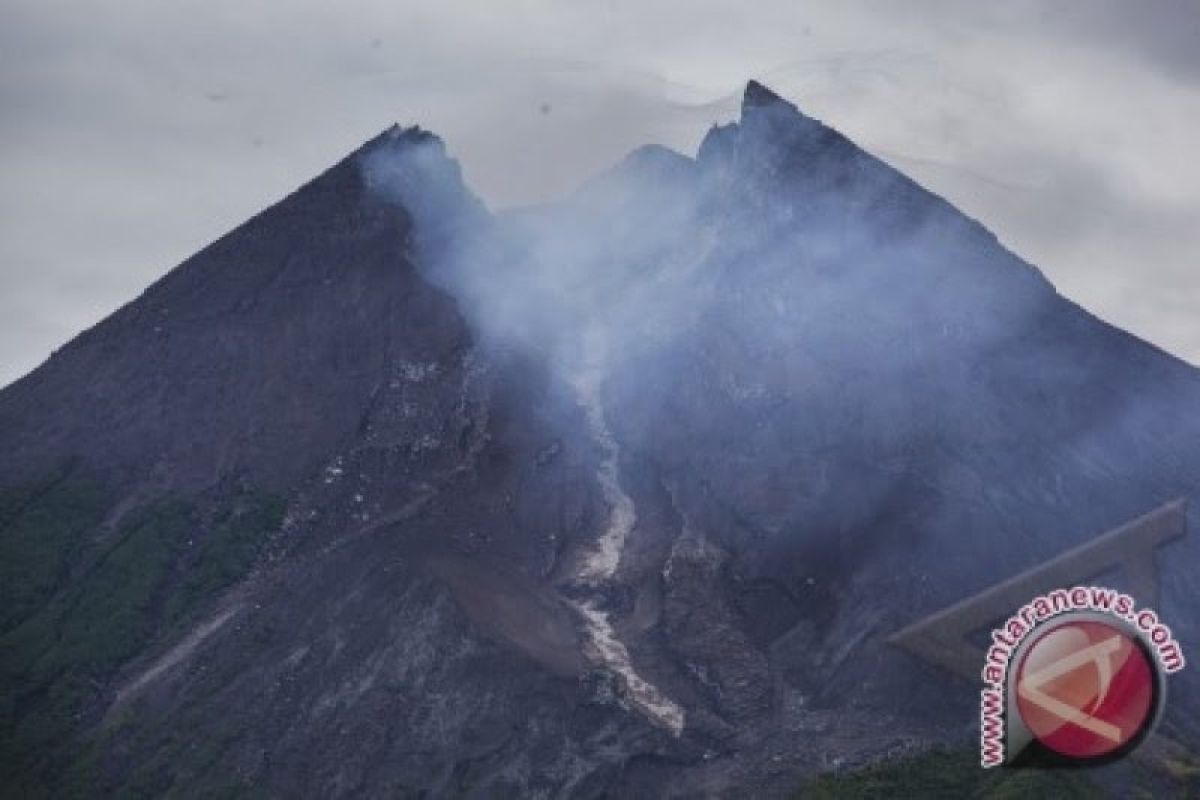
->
[0,127,469,496]
[1,82,1198,797]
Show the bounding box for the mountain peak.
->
[358,124,448,163]
[698,80,819,168]
[355,123,485,236]
[742,79,787,110]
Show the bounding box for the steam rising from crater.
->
[356,83,1200,599]
[356,85,1060,475]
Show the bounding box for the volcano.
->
[2,81,1198,797]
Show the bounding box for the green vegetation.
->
[0,475,108,635]
[164,494,285,628]
[0,476,284,796]
[794,748,1104,800]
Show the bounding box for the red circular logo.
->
[1014,618,1157,760]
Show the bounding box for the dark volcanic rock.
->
[2,83,1199,798]
[0,127,468,497]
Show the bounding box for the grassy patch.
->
[795,748,1105,800]
[165,494,286,628]
[0,476,107,635]
[0,480,283,795]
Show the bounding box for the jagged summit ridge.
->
[742,78,792,111]
[696,79,831,169]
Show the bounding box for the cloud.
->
[1041,0,1200,83]
[0,0,1197,389]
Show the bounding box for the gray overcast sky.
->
[2,1,1198,387]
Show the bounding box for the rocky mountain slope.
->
[1,82,1198,797]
